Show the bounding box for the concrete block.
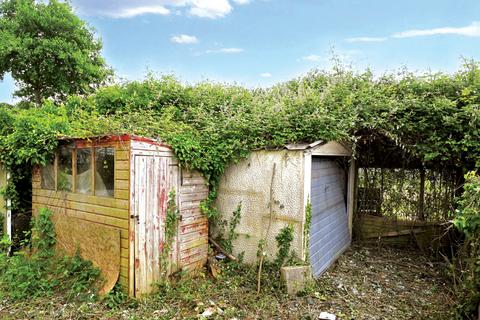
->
[280,265,312,296]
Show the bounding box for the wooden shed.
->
[32,135,209,297]
[216,141,355,277]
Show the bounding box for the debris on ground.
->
[309,244,455,320]
[0,244,455,319]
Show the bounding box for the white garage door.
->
[309,157,350,277]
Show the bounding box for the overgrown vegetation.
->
[219,202,242,254]
[160,190,180,276]
[274,224,295,267]
[1,62,479,222]
[304,200,312,263]
[0,207,101,301]
[0,245,454,319]
[0,14,479,312]
[453,171,480,319]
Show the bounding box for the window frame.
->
[74,147,94,195]
[57,145,74,192]
[39,143,116,198]
[93,146,116,198]
[40,155,57,191]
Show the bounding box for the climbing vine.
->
[160,190,180,276]
[303,200,312,263]
[274,224,295,267]
[221,202,242,254]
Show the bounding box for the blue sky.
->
[2,0,480,103]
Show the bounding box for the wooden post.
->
[418,168,425,221]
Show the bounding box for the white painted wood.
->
[130,140,172,153]
[6,171,11,243]
[310,141,352,157]
[133,153,177,296]
[128,141,136,297]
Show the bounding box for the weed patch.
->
[0,208,101,302]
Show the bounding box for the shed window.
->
[58,146,73,191]
[40,157,55,190]
[95,147,114,197]
[76,148,92,194]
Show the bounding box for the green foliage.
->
[453,171,480,318]
[0,61,480,247]
[221,202,242,254]
[454,172,480,236]
[0,207,100,301]
[31,206,55,255]
[0,234,11,252]
[304,200,312,263]
[160,190,180,276]
[0,0,111,104]
[274,224,295,267]
[102,283,128,309]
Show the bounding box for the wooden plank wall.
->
[355,214,445,250]
[178,169,209,271]
[32,140,131,290]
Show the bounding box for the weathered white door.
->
[133,155,178,296]
[309,157,350,277]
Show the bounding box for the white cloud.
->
[108,5,170,18]
[206,47,244,53]
[260,72,272,78]
[392,21,480,38]
[72,0,247,19]
[302,54,322,62]
[345,22,480,43]
[188,0,232,18]
[171,34,199,44]
[345,36,387,43]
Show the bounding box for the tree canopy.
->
[0,0,111,104]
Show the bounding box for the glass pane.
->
[40,157,55,190]
[95,147,115,197]
[57,146,73,191]
[76,148,92,194]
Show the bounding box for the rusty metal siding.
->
[178,169,209,271]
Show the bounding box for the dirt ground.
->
[0,243,455,319]
[295,244,455,319]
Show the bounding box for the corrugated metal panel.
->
[133,154,177,296]
[309,158,350,277]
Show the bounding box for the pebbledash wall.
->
[215,141,355,269]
